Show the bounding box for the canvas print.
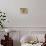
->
[20,8,28,14]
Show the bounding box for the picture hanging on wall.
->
[20,8,28,14]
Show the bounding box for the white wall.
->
[0,0,46,27]
[0,1,46,46]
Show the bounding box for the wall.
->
[0,0,46,46]
[0,0,46,27]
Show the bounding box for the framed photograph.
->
[20,8,28,14]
